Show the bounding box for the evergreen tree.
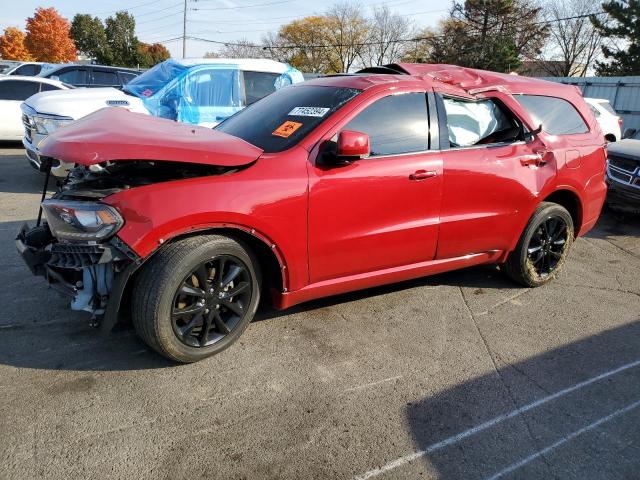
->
[592,0,640,75]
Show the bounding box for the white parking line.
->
[485,398,640,480]
[354,358,640,480]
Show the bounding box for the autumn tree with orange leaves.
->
[0,27,33,61]
[25,7,77,62]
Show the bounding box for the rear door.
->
[308,90,443,283]
[91,68,120,88]
[433,91,556,259]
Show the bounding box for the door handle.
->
[409,170,437,181]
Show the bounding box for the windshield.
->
[0,62,16,74]
[217,85,361,153]
[123,59,188,98]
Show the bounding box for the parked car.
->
[38,64,141,88]
[16,63,607,362]
[585,97,622,142]
[0,61,55,76]
[0,76,72,141]
[605,128,640,211]
[22,58,304,175]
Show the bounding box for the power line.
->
[183,10,608,50]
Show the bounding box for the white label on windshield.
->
[288,107,330,117]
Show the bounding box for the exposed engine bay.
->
[16,158,242,329]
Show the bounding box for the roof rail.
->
[356,64,410,75]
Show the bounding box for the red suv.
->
[17,63,607,362]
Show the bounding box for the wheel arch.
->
[542,189,583,236]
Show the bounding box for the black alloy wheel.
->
[171,255,252,348]
[504,202,574,287]
[525,216,569,278]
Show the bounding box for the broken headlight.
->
[42,200,124,242]
[33,114,73,135]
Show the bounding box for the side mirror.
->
[623,128,636,139]
[318,130,370,167]
[336,130,369,160]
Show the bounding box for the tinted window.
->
[119,72,137,84]
[14,64,40,76]
[242,71,280,105]
[0,80,40,100]
[515,95,588,135]
[40,82,62,92]
[217,85,361,153]
[442,96,518,147]
[344,93,428,156]
[93,70,118,86]
[55,68,87,85]
[598,100,617,115]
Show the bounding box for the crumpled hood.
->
[38,107,264,167]
[24,87,148,119]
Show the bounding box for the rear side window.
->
[119,72,138,84]
[39,82,62,92]
[344,92,429,156]
[93,70,119,86]
[597,100,617,115]
[515,95,588,135]
[0,80,40,100]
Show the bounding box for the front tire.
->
[504,202,574,287]
[132,235,261,363]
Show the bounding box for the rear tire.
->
[132,235,261,363]
[504,202,574,287]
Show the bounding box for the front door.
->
[308,91,443,284]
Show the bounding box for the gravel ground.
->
[1,142,639,480]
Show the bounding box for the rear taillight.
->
[618,117,623,130]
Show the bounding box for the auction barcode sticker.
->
[288,107,330,117]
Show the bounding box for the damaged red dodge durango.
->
[17,64,607,362]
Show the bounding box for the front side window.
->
[55,68,87,85]
[442,96,519,148]
[514,94,588,135]
[343,92,429,157]
[14,64,40,76]
[0,80,40,101]
[217,85,361,153]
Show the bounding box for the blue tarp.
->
[123,59,304,125]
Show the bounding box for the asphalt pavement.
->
[1,142,639,480]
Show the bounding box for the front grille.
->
[609,168,632,183]
[22,114,33,142]
[608,155,638,174]
[48,244,107,269]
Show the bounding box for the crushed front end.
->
[15,161,143,330]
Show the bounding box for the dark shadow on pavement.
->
[402,320,640,479]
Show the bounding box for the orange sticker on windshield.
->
[272,121,302,138]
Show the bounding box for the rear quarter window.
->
[514,94,588,135]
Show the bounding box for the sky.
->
[0,0,450,58]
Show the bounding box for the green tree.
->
[105,11,139,67]
[424,0,548,72]
[592,0,640,75]
[70,14,109,62]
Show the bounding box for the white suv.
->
[585,97,622,142]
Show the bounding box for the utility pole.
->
[182,0,187,58]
